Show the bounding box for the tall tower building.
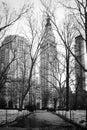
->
[0,35,30,79]
[0,36,12,72]
[40,16,57,108]
[0,35,30,107]
[75,35,85,91]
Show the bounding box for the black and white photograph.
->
[0,0,87,129]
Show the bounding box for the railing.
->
[56,110,86,127]
[0,109,29,126]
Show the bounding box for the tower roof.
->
[45,14,51,27]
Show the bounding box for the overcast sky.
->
[2,0,64,20]
[2,0,26,8]
[0,0,65,36]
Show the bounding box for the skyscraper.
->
[0,35,30,78]
[75,35,85,91]
[40,16,57,108]
[0,35,30,108]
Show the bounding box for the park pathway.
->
[10,111,75,129]
[0,111,76,130]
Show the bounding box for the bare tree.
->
[17,49,29,108]
[40,1,73,110]
[60,16,76,110]
[40,0,87,111]
[0,1,32,92]
[18,14,47,109]
[58,0,87,51]
[0,2,31,35]
[0,46,16,91]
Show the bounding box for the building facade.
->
[75,35,85,91]
[40,16,57,108]
[0,35,30,108]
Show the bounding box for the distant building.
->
[29,65,41,107]
[0,35,30,108]
[0,35,31,78]
[75,35,85,91]
[40,15,57,108]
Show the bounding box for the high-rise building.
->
[0,35,30,79]
[40,16,57,108]
[75,35,85,91]
[0,35,30,108]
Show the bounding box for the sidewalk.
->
[1,110,87,130]
[4,111,74,129]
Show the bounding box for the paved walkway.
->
[25,111,70,127]
[0,111,75,130]
[0,128,26,130]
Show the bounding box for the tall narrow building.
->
[0,35,30,108]
[75,35,85,91]
[40,16,57,108]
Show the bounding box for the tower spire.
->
[45,14,51,27]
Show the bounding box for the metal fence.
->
[56,110,86,127]
[0,109,29,126]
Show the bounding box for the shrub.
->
[8,100,13,108]
[0,97,7,109]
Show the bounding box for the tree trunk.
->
[74,88,78,110]
[19,98,24,111]
[66,49,70,111]
[85,1,87,52]
[19,62,34,110]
